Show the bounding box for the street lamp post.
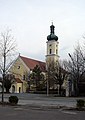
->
[2,51,6,103]
[46,70,49,96]
[57,84,59,95]
[68,53,75,96]
[47,76,49,96]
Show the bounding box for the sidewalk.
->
[18,98,76,108]
[0,93,85,108]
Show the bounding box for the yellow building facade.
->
[9,55,45,93]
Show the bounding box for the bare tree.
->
[0,29,17,102]
[46,61,68,96]
[68,43,85,96]
[46,61,56,96]
[54,61,68,96]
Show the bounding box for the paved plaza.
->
[0,93,85,120]
[0,93,85,107]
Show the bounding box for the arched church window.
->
[50,49,52,54]
[56,49,57,54]
[17,66,20,69]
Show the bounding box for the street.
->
[0,105,85,120]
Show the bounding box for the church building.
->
[8,23,61,93]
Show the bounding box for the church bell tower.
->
[46,23,59,66]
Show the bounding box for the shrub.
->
[9,96,19,105]
[76,99,85,109]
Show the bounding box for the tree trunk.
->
[6,88,10,93]
[59,84,62,96]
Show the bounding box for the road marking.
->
[14,107,23,110]
[62,111,77,115]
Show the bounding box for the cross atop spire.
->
[50,22,55,34]
[52,20,53,25]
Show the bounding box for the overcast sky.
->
[0,0,85,61]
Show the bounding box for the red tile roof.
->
[20,56,46,72]
[15,78,23,83]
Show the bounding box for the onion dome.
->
[47,23,58,41]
